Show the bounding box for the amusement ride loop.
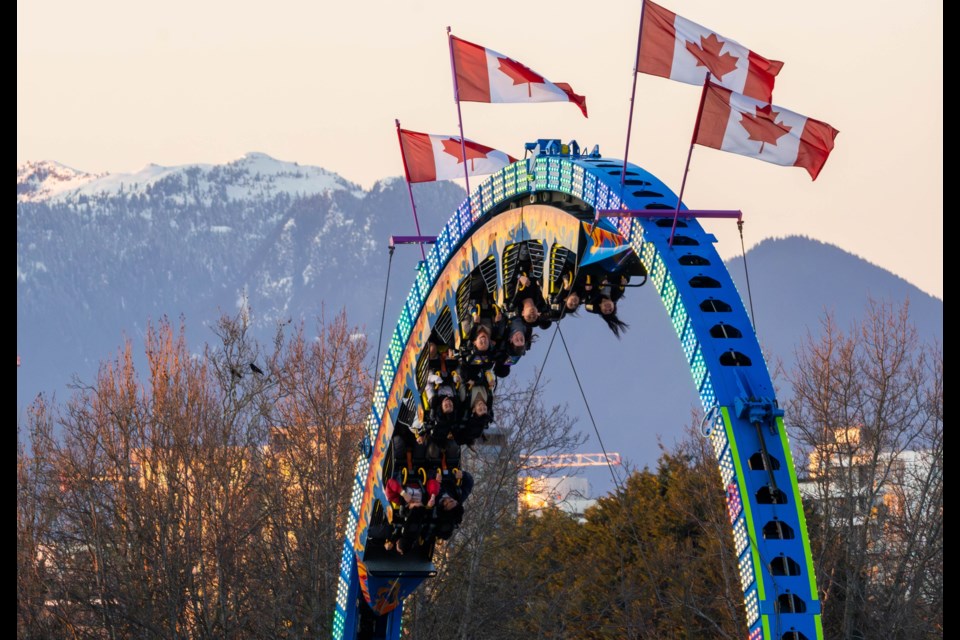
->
[332,141,822,640]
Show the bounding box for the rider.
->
[384,471,441,555]
[433,469,475,541]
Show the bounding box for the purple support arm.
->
[596,209,742,221]
[389,235,438,249]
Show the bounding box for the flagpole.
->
[447,27,472,203]
[395,119,427,260]
[620,0,647,191]
[668,73,711,247]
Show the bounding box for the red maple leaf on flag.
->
[496,57,545,97]
[685,33,739,80]
[441,138,492,170]
[738,103,792,153]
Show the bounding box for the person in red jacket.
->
[383,474,441,555]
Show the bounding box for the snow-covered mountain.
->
[18,152,366,207]
[17,155,942,479]
[17,160,104,202]
[17,153,464,409]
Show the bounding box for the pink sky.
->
[17,0,943,299]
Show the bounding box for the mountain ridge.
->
[17,157,943,475]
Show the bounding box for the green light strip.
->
[722,406,765,601]
[762,614,771,639]
[776,416,820,605]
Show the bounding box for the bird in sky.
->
[249,362,264,375]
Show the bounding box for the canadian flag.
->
[450,35,588,117]
[695,83,839,180]
[637,0,783,103]
[398,128,518,184]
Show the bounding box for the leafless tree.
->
[16,310,371,639]
[252,312,370,638]
[403,373,586,640]
[18,395,71,638]
[788,298,943,639]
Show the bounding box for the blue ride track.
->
[333,141,822,640]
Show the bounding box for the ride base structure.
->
[332,140,822,640]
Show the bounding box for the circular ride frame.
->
[333,146,822,640]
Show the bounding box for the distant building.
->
[519,475,595,522]
[517,452,621,522]
[797,426,936,528]
[796,425,941,591]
